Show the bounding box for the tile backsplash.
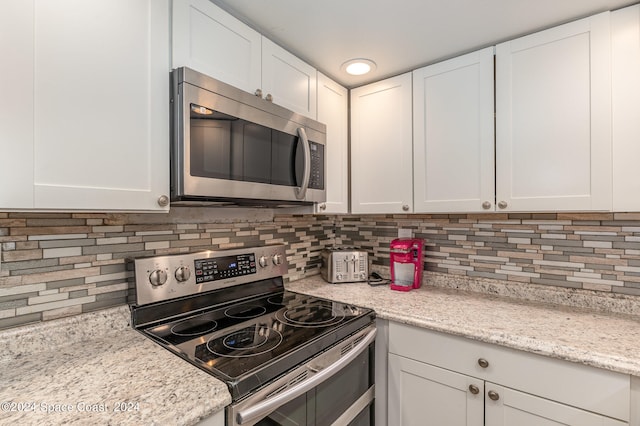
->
[2,210,640,330]
[0,208,333,330]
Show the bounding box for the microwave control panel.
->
[309,142,325,190]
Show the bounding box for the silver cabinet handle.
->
[478,358,489,368]
[482,201,491,210]
[488,390,500,401]
[265,93,273,102]
[157,195,169,207]
[295,127,311,200]
[468,384,480,395]
[497,201,508,209]
[402,204,410,211]
[236,328,377,425]
[318,203,327,211]
[255,88,263,98]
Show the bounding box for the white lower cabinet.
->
[388,322,631,426]
[389,353,484,426]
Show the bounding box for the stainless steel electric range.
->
[129,244,376,426]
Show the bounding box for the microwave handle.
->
[295,127,311,200]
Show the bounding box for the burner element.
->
[267,295,285,305]
[225,304,267,319]
[171,318,218,336]
[276,302,345,328]
[207,325,283,358]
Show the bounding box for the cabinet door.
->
[388,354,484,426]
[0,0,34,209]
[172,0,261,95]
[351,73,413,214]
[316,73,348,214]
[485,384,628,426]
[413,47,495,213]
[262,37,317,119]
[612,5,640,211]
[495,12,611,211]
[32,0,170,211]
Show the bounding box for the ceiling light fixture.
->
[341,58,377,76]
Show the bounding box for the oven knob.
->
[272,254,283,266]
[259,256,269,268]
[175,266,191,282]
[149,269,168,286]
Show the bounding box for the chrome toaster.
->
[320,247,369,283]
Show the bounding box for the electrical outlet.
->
[398,228,413,238]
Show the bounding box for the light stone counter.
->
[286,273,640,377]
[0,306,231,426]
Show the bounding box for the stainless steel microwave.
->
[170,67,326,207]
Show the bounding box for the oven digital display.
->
[194,253,256,283]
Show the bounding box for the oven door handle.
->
[236,327,377,425]
[294,127,311,200]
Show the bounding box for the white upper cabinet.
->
[612,5,640,212]
[0,0,34,209]
[172,0,317,119]
[317,73,349,214]
[1,0,170,211]
[172,0,261,95]
[261,38,318,119]
[351,73,413,214]
[413,47,495,213]
[495,12,612,212]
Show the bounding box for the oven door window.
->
[189,104,303,187]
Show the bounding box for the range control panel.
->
[132,245,288,306]
[194,253,256,283]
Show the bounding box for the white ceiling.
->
[211,0,638,88]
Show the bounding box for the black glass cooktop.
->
[140,290,375,400]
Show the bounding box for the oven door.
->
[228,325,376,426]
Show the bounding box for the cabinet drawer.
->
[389,322,630,421]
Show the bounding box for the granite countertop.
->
[286,274,640,377]
[0,306,231,426]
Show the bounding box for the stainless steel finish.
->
[295,127,311,200]
[330,385,375,426]
[478,358,489,368]
[157,195,169,207]
[174,266,191,282]
[233,326,376,425]
[149,269,168,287]
[498,201,508,209]
[482,201,491,209]
[171,67,327,205]
[265,93,273,102]
[321,248,369,283]
[402,204,410,211]
[254,88,263,98]
[272,254,283,265]
[469,384,480,395]
[131,244,288,306]
[319,203,326,211]
[488,390,500,401]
